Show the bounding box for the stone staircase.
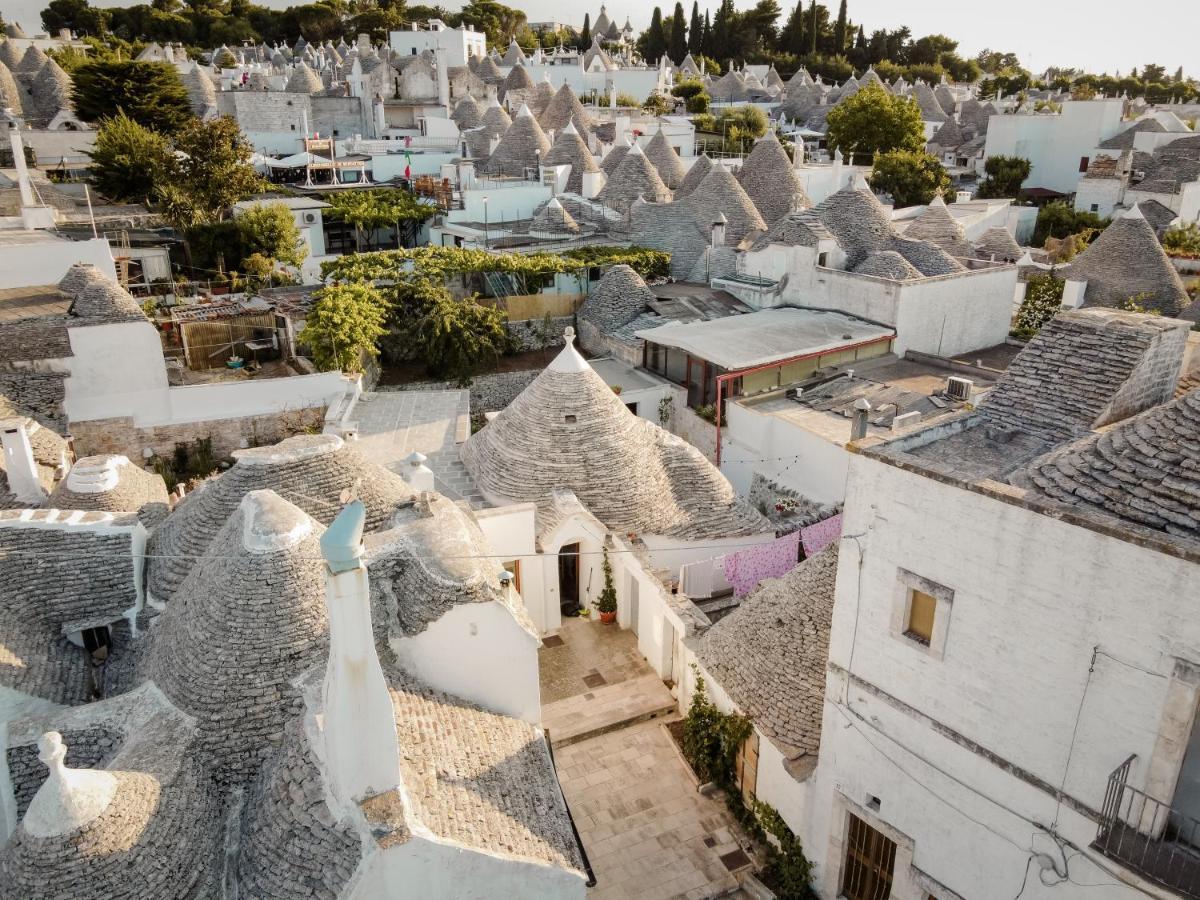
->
[542,672,677,747]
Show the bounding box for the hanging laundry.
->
[801,512,843,556]
[723,532,801,597]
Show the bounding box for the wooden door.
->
[735,731,759,808]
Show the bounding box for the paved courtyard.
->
[556,720,749,900]
[352,390,484,506]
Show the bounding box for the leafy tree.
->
[72,60,193,133]
[236,202,308,270]
[825,82,924,164]
[42,0,110,37]
[89,112,176,204]
[156,116,262,228]
[688,1,703,53]
[976,154,1031,199]
[710,0,735,63]
[323,189,434,251]
[299,283,390,374]
[669,2,688,65]
[1032,201,1108,248]
[1012,274,1065,339]
[686,92,711,114]
[416,291,510,384]
[1163,223,1200,257]
[868,150,950,208]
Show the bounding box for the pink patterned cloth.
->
[722,531,801,598]
[800,513,843,557]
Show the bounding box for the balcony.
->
[1095,755,1200,897]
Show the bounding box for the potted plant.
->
[594,548,618,624]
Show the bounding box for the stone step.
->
[542,672,678,747]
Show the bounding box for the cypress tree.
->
[646,7,667,63]
[833,0,847,54]
[780,2,806,58]
[808,0,818,55]
[688,1,703,53]
[669,2,688,64]
[580,13,591,48]
[703,10,712,57]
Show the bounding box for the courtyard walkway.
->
[540,619,751,899]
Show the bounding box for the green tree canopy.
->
[156,116,263,228]
[72,59,194,133]
[825,82,924,164]
[640,8,667,63]
[868,150,951,208]
[299,283,390,373]
[669,2,688,65]
[89,111,176,204]
[976,155,1032,199]
[416,290,510,384]
[236,202,308,270]
[323,189,436,251]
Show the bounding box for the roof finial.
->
[563,325,576,344]
[22,732,119,838]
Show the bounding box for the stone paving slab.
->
[544,672,677,747]
[539,615,656,705]
[556,719,745,900]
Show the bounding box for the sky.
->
[4,0,1193,77]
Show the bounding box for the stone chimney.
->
[1,418,46,505]
[319,501,401,809]
[850,397,871,441]
[711,212,727,248]
[404,451,435,492]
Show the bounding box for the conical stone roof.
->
[578,264,655,331]
[643,129,687,189]
[529,197,580,237]
[854,250,923,280]
[501,40,526,67]
[812,182,895,267]
[181,63,216,115]
[736,132,810,225]
[144,490,329,783]
[0,40,22,71]
[974,226,1023,262]
[0,60,23,115]
[913,81,948,122]
[901,196,971,257]
[5,22,27,38]
[30,59,72,125]
[476,55,504,83]
[599,141,629,177]
[929,117,964,149]
[15,44,48,74]
[674,153,713,198]
[1066,210,1189,316]
[501,60,534,101]
[460,333,769,540]
[683,163,766,244]
[285,61,323,93]
[539,82,591,136]
[542,121,599,193]
[465,99,512,159]
[146,433,414,603]
[451,94,483,130]
[596,142,671,209]
[530,78,556,117]
[482,104,551,176]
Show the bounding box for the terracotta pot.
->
[599,611,617,624]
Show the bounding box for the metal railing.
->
[1095,755,1200,897]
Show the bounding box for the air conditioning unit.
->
[945,376,974,402]
[303,212,318,224]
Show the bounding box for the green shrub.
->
[1012,273,1065,339]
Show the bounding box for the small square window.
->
[905,589,936,645]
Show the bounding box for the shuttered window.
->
[842,813,897,900]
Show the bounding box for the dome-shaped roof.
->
[974,226,1023,262]
[901,195,971,258]
[461,332,769,541]
[854,250,922,281]
[285,61,322,93]
[596,142,671,209]
[529,197,580,238]
[578,264,655,332]
[451,94,483,130]
[0,731,218,899]
[15,44,48,74]
[146,434,414,603]
[181,63,216,114]
[812,182,895,267]
[144,491,329,782]
[49,455,169,526]
[674,153,712,198]
[30,59,72,125]
[599,140,629,177]
[643,129,687,190]
[482,104,551,176]
[538,82,591,136]
[1064,210,1188,316]
[542,120,599,193]
[736,131,810,225]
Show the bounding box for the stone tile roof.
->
[1099,117,1166,150]
[596,143,671,209]
[49,455,169,527]
[1065,211,1190,316]
[28,59,73,127]
[1131,147,1200,197]
[736,132,810,226]
[578,264,656,332]
[481,105,551,177]
[810,182,894,268]
[887,235,964,276]
[146,434,414,603]
[913,81,948,122]
[0,41,21,71]
[475,56,503,83]
[0,574,92,705]
[143,491,329,784]
[973,226,1023,262]
[854,250,922,280]
[928,117,965,150]
[57,264,146,325]
[538,83,591,136]
[1020,387,1200,548]
[978,309,1190,444]
[696,546,838,755]
[598,141,628,177]
[461,338,770,541]
[530,79,555,117]
[0,399,66,494]
[15,45,48,74]
[285,61,323,93]
[451,94,483,130]
[1133,198,1179,233]
[0,372,66,431]
[465,100,512,159]
[750,210,832,251]
[900,196,971,258]
[0,60,23,116]
[643,130,688,190]
[181,63,215,115]
[674,153,712,199]
[529,197,581,237]
[542,121,598,194]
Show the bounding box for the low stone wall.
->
[504,315,574,353]
[381,370,540,417]
[69,406,327,461]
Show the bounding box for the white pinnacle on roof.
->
[548,327,589,373]
[515,102,533,118]
[562,120,577,135]
[23,733,119,838]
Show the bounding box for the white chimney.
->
[608,83,617,110]
[955,190,972,204]
[7,125,55,231]
[435,47,450,110]
[404,451,435,492]
[711,212,727,248]
[850,397,871,441]
[1,418,47,505]
[319,501,402,809]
